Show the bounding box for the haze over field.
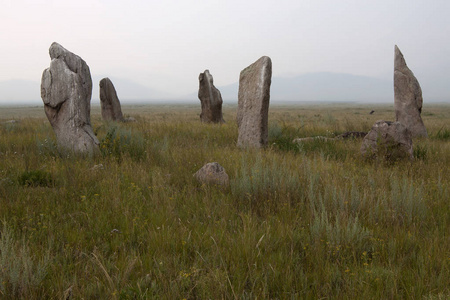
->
[0,0,449,104]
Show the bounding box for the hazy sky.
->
[1,0,449,100]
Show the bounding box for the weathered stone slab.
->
[100,78,124,122]
[394,45,428,138]
[237,56,272,148]
[194,162,229,187]
[41,42,99,155]
[293,132,367,144]
[360,120,413,161]
[198,70,224,123]
[293,136,333,143]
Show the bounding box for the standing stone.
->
[99,78,124,122]
[236,56,272,148]
[194,162,229,187]
[198,70,224,123]
[41,42,99,155]
[394,45,428,138]
[360,120,413,161]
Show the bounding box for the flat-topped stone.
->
[237,56,272,148]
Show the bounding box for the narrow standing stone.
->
[198,70,224,123]
[237,56,272,148]
[100,77,124,122]
[40,42,99,155]
[394,45,428,138]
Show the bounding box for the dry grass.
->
[0,102,449,299]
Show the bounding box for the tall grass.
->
[0,223,50,299]
[0,103,449,298]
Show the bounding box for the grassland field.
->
[0,102,449,299]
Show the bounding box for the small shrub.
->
[269,122,301,152]
[100,125,146,161]
[17,170,54,187]
[413,144,428,160]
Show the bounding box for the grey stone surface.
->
[41,42,99,155]
[194,162,229,187]
[360,120,413,161]
[394,45,428,138]
[100,78,124,122]
[293,136,332,143]
[198,70,224,123]
[237,56,272,148]
[293,132,367,144]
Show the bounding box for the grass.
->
[0,102,449,299]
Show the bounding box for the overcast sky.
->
[0,0,449,101]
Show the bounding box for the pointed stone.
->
[394,45,428,138]
[198,70,224,123]
[100,78,124,122]
[237,56,272,148]
[41,42,99,155]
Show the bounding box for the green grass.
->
[0,103,449,299]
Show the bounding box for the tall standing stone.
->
[236,56,272,148]
[198,70,224,123]
[394,45,428,138]
[41,42,99,155]
[99,77,124,122]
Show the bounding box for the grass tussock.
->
[0,103,449,299]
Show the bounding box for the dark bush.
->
[18,170,54,187]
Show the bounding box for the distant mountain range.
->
[0,72,447,104]
[212,72,393,102]
[0,76,171,105]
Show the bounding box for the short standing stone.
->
[237,56,272,148]
[41,42,99,155]
[100,78,124,122]
[360,120,413,161]
[198,70,224,123]
[194,162,229,187]
[394,45,428,138]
